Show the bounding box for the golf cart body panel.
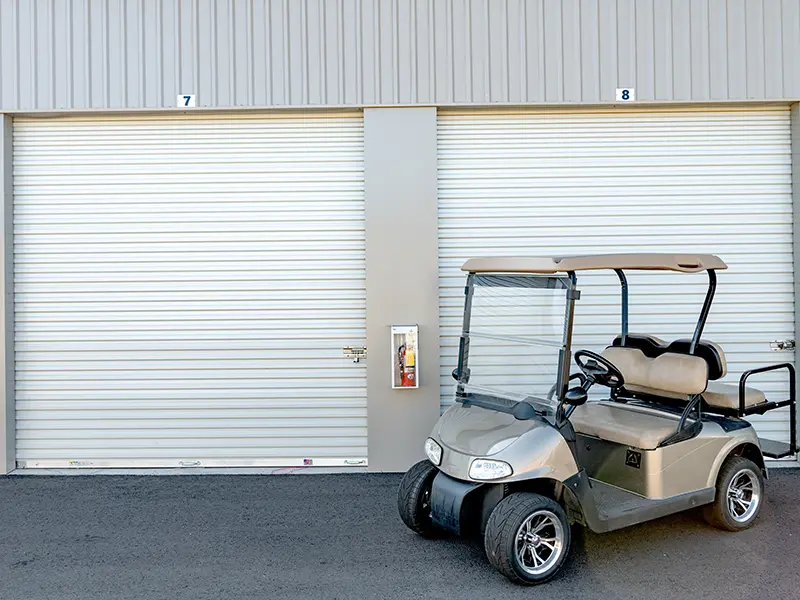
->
[432,403,579,484]
[565,470,716,534]
[399,253,796,585]
[574,418,760,499]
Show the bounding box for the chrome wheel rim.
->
[515,510,565,576]
[726,468,760,523]
[420,488,431,514]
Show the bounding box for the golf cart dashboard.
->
[457,391,554,421]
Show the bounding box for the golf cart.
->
[398,254,797,585]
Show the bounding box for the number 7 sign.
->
[177,94,197,108]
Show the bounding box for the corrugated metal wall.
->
[1,0,799,112]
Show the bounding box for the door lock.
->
[343,346,367,363]
[770,340,795,351]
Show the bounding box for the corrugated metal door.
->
[13,112,367,469]
[438,107,795,445]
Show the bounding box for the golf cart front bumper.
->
[430,470,503,536]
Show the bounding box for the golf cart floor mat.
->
[590,479,655,520]
[589,478,715,531]
[758,437,795,459]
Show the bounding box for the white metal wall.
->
[3,0,800,111]
[13,111,367,468]
[438,106,795,444]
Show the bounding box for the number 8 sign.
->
[615,88,635,102]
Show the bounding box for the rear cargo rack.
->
[739,363,796,459]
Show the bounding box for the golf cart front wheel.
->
[484,492,571,585]
[397,460,443,538]
[703,455,764,531]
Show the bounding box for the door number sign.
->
[177,94,197,108]
[616,88,635,102]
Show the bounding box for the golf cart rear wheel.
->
[484,492,571,585]
[703,456,764,531]
[397,460,442,538]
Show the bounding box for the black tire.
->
[484,492,571,585]
[397,460,442,537]
[703,456,764,531]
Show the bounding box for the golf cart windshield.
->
[454,274,572,418]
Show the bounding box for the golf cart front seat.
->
[570,347,708,450]
[570,401,682,450]
[570,344,767,449]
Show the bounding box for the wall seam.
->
[14,0,20,109]
[779,0,785,97]
[139,0,146,107]
[49,0,55,108]
[428,0,435,103]
[121,0,128,107]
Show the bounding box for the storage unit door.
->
[13,112,367,468]
[438,107,795,445]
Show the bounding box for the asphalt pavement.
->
[1,469,798,600]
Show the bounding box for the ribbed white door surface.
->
[13,112,367,469]
[438,107,795,445]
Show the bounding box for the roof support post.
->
[556,272,579,423]
[614,269,629,345]
[690,270,717,354]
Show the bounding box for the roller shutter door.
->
[14,112,367,469]
[438,106,795,446]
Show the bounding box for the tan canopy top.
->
[462,253,728,274]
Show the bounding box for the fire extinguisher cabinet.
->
[391,325,419,389]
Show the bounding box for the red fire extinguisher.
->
[398,343,416,387]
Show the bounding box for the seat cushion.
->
[703,382,766,410]
[570,401,681,450]
[601,347,708,399]
[612,334,727,380]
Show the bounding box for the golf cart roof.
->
[461,254,727,275]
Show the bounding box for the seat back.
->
[611,333,727,380]
[601,346,709,400]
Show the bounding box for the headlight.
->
[469,459,512,480]
[424,438,442,466]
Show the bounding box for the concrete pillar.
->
[364,107,441,472]
[0,115,13,475]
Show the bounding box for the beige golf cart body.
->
[426,254,796,534]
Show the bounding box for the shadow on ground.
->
[0,469,797,600]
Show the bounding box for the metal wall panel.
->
[1,0,799,112]
[0,115,12,474]
[437,106,794,444]
[363,107,441,471]
[12,111,367,468]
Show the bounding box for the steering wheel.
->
[574,350,625,389]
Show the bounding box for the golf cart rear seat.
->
[704,383,766,410]
[609,334,767,412]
